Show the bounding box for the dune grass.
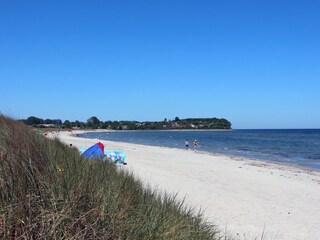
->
[0,115,221,239]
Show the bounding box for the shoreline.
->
[77,130,320,174]
[76,130,320,172]
[50,130,320,240]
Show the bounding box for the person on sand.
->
[185,139,189,150]
[193,140,198,150]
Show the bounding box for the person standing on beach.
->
[185,139,189,150]
[193,140,198,150]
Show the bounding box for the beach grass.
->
[0,115,220,239]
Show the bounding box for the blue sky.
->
[0,0,319,129]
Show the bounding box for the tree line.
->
[20,116,232,130]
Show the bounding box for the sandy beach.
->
[50,130,320,240]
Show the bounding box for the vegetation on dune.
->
[0,115,221,239]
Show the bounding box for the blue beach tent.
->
[81,142,105,159]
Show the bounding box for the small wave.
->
[235,147,252,152]
[307,154,320,160]
[273,152,290,158]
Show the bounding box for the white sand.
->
[50,130,320,240]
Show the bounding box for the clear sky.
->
[0,0,319,129]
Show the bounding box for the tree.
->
[26,116,43,125]
[74,120,81,128]
[174,117,180,121]
[43,119,62,125]
[63,120,71,128]
[87,116,100,127]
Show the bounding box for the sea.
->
[78,129,320,170]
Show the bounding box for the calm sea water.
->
[78,129,320,170]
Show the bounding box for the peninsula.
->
[21,116,232,130]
